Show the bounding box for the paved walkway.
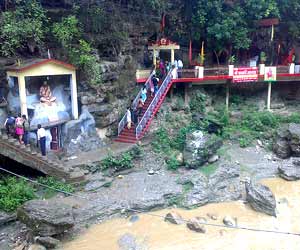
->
[64,142,136,168]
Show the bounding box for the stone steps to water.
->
[0,134,85,183]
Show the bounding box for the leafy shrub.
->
[152,128,172,154]
[101,152,133,172]
[37,177,74,193]
[166,156,180,171]
[0,0,47,56]
[0,177,36,212]
[53,15,102,85]
[189,90,207,113]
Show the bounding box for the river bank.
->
[61,178,300,250]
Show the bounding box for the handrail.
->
[118,69,155,135]
[135,69,173,139]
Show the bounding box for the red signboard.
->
[233,67,258,83]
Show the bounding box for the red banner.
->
[233,67,258,83]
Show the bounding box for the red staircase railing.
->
[135,69,173,139]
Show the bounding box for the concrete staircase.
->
[115,94,154,143]
[0,134,85,183]
[116,69,174,143]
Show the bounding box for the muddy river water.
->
[63,178,300,250]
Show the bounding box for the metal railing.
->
[118,69,155,135]
[135,69,173,139]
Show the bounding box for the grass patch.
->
[202,106,300,148]
[100,145,144,172]
[0,177,36,212]
[199,163,218,177]
[37,177,74,198]
[182,181,194,192]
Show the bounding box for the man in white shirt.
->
[37,124,46,156]
[177,59,183,78]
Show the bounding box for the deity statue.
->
[40,81,56,105]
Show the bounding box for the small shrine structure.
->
[6,58,78,120]
[148,38,180,66]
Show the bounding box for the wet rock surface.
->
[273,123,300,158]
[245,181,276,216]
[278,158,300,181]
[118,233,145,250]
[165,212,184,225]
[17,200,75,236]
[62,107,105,156]
[35,236,61,249]
[184,131,222,168]
[180,164,241,208]
[0,212,16,226]
[186,218,206,233]
[223,216,236,227]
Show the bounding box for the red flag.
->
[160,13,166,32]
[189,40,192,64]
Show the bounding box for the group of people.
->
[3,115,47,156]
[156,58,183,79]
[4,114,29,145]
[124,57,184,130]
[126,74,160,130]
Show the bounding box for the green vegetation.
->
[37,177,74,193]
[52,15,102,86]
[0,177,36,212]
[0,0,47,56]
[189,90,207,114]
[202,105,300,148]
[152,125,196,170]
[199,163,218,177]
[100,146,143,172]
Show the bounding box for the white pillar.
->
[198,66,204,78]
[171,49,175,64]
[259,64,265,75]
[18,75,28,117]
[153,49,156,66]
[229,65,234,76]
[289,63,295,74]
[226,83,230,111]
[70,73,79,119]
[267,82,272,111]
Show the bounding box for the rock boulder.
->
[186,218,206,233]
[287,123,300,156]
[36,236,61,249]
[0,211,16,226]
[245,181,276,216]
[184,131,222,168]
[164,212,184,225]
[278,159,300,181]
[17,200,75,236]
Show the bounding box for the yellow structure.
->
[148,38,180,66]
[6,59,78,119]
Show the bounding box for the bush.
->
[37,177,74,193]
[0,0,47,56]
[101,152,133,172]
[53,15,102,86]
[0,177,36,212]
[166,156,180,171]
[189,90,207,114]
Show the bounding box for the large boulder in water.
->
[278,158,300,181]
[245,181,276,216]
[184,131,222,168]
[287,123,300,156]
[273,138,291,159]
[273,124,300,158]
[17,200,74,236]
